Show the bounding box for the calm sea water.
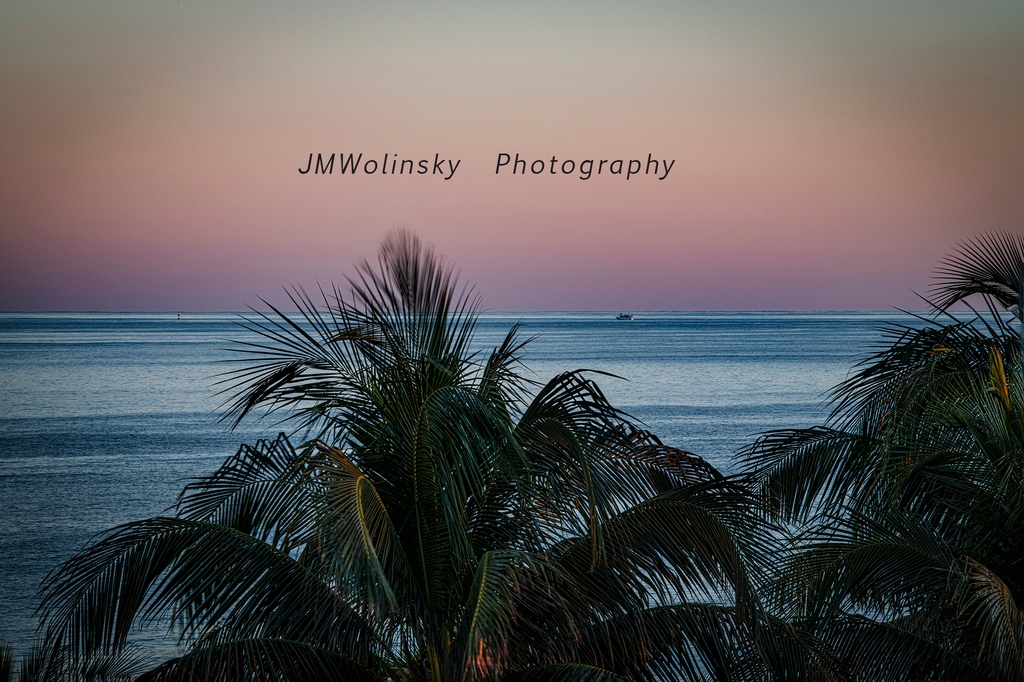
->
[0,311,911,654]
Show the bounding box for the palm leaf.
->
[135,638,384,682]
[39,518,378,663]
[930,231,1024,311]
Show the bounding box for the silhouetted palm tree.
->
[37,232,803,681]
[744,231,1024,681]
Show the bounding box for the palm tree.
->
[36,231,796,681]
[743,231,1024,680]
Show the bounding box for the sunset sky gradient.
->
[2,1,1022,311]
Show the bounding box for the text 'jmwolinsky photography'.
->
[298,152,676,181]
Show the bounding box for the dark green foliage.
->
[36,231,784,681]
[35,230,1021,680]
[744,231,1024,681]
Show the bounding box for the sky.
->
[1,0,1022,311]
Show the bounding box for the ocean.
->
[0,310,911,654]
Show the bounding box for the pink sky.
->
[1,1,1022,311]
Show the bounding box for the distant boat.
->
[616,313,634,320]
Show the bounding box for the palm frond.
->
[135,638,385,682]
[960,558,1024,681]
[38,518,377,663]
[500,663,631,682]
[0,642,12,682]
[821,614,979,682]
[314,442,408,613]
[175,434,318,551]
[930,231,1024,311]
